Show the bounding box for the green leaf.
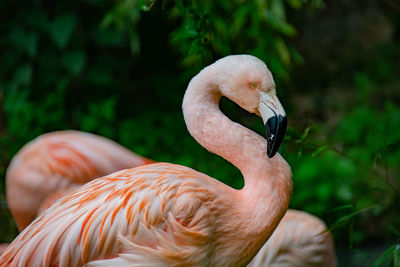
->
[140,0,157,11]
[100,1,140,31]
[171,28,198,43]
[265,11,297,37]
[274,38,291,65]
[390,226,400,237]
[327,206,376,233]
[101,12,118,29]
[61,50,86,75]
[286,0,303,9]
[372,244,396,267]
[12,65,33,86]
[288,44,304,65]
[231,5,250,36]
[297,126,313,143]
[326,204,354,213]
[297,148,303,159]
[270,0,286,20]
[312,145,327,157]
[9,27,38,57]
[395,245,400,267]
[174,0,185,13]
[49,14,77,49]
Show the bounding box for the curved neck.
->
[182,69,293,264]
[182,68,292,189]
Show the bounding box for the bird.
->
[248,209,337,267]
[6,130,154,232]
[0,54,292,266]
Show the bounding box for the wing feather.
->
[1,163,218,266]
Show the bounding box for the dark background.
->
[0,0,399,265]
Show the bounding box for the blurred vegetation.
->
[0,0,399,266]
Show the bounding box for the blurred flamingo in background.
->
[248,209,337,267]
[1,55,293,266]
[6,130,153,232]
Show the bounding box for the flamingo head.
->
[214,55,287,158]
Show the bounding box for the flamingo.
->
[0,54,292,266]
[6,130,154,232]
[248,209,337,267]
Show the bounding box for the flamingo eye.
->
[250,82,258,89]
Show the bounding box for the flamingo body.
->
[6,130,152,231]
[2,163,229,266]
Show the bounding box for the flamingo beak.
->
[258,91,287,158]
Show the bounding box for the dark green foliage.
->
[0,0,399,265]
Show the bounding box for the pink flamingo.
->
[1,55,292,266]
[6,130,153,232]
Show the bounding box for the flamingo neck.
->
[182,68,293,265]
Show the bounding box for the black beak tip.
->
[267,147,277,158]
[266,115,287,158]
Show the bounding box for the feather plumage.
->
[2,163,221,266]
